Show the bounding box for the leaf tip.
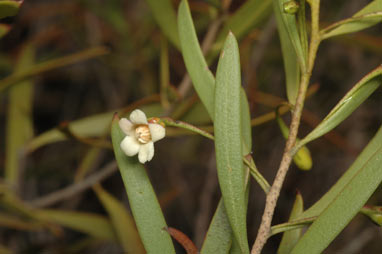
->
[112,112,120,122]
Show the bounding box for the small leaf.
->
[298,66,382,149]
[214,32,248,254]
[322,0,382,39]
[93,184,145,254]
[36,209,117,241]
[0,0,22,19]
[291,143,382,254]
[360,206,382,226]
[145,0,180,49]
[111,114,175,253]
[165,227,198,254]
[278,192,304,254]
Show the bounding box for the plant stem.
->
[250,1,321,253]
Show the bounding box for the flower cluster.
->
[119,109,165,163]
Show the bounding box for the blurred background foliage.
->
[0,0,381,253]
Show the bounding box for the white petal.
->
[138,142,154,163]
[130,109,148,124]
[119,118,134,136]
[149,123,165,142]
[120,136,140,156]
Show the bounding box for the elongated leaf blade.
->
[298,126,382,220]
[5,45,34,187]
[291,144,382,254]
[298,66,382,148]
[273,0,306,71]
[214,32,248,254]
[93,185,145,254]
[145,0,180,49]
[36,209,117,241]
[0,0,22,19]
[278,192,304,254]
[322,0,382,39]
[274,1,300,104]
[111,115,175,253]
[178,0,216,117]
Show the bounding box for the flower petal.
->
[130,109,148,124]
[149,123,165,142]
[120,136,140,157]
[119,118,134,136]
[138,142,154,163]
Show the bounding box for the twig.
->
[28,161,117,207]
[251,1,321,253]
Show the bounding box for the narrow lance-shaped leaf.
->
[93,184,145,254]
[291,142,382,254]
[297,126,382,220]
[178,0,215,117]
[145,0,180,49]
[273,0,306,72]
[297,65,382,149]
[111,114,175,253]
[278,192,304,254]
[214,32,249,254]
[321,0,382,40]
[5,45,34,188]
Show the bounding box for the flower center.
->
[135,125,151,144]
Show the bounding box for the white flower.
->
[119,109,165,163]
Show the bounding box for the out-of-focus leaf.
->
[0,213,42,231]
[0,24,11,39]
[214,32,248,254]
[291,143,382,254]
[208,0,272,60]
[201,201,232,254]
[0,0,22,19]
[5,45,34,187]
[93,184,145,254]
[278,192,304,254]
[26,104,162,152]
[298,126,382,220]
[272,0,306,71]
[0,244,11,254]
[145,0,180,49]
[74,147,102,182]
[36,209,117,241]
[322,0,382,39]
[111,115,175,253]
[274,0,300,104]
[297,66,382,149]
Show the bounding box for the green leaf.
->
[201,201,233,254]
[178,0,216,118]
[0,24,11,39]
[145,0,180,49]
[274,1,300,104]
[291,138,382,254]
[321,0,382,40]
[5,45,34,187]
[273,0,306,72]
[278,192,304,254]
[298,125,382,220]
[111,115,175,253]
[93,184,145,254]
[26,104,162,152]
[297,66,382,149]
[214,32,248,254]
[0,0,22,19]
[36,209,117,241]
